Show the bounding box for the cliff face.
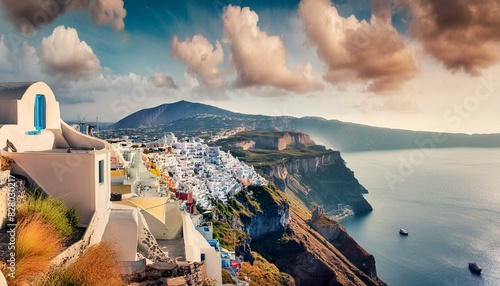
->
[256,150,372,214]
[253,210,385,286]
[309,207,377,278]
[213,185,384,286]
[243,200,290,240]
[247,131,315,151]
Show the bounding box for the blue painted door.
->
[34,94,46,130]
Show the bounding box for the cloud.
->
[396,0,500,75]
[223,5,323,93]
[0,0,89,34]
[39,25,101,81]
[91,0,126,32]
[298,0,417,94]
[0,35,15,72]
[171,34,224,87]
[151,72,178,89]
[0,0,126,34]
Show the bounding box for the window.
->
[34,94,46,130]
[98,160,104,183]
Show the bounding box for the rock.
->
[254,211,385,286]
[309,207,379,279]
[243,200,290,240]
[256,150,373,214]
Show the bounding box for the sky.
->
[0,0,499,134]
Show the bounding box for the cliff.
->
[309,207,377,278]
[216,130,316,151]
[255,150,372,214]
[252,210,385,286]
[217,132,372,215]
[212,185,384,286]
[244,131,315,150]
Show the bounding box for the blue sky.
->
[1,0,499,134]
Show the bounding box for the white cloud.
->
[223,5,323,93]
[171,34,224,87]
[39,25,101,80]
[0,35,15,72]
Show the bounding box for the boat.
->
[468,262,482,274]
[399,228,408,236]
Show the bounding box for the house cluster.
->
[108,132,267,210]
[0,82,260,285]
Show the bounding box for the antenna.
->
[77,115,86,124]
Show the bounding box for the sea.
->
[340,148,500,286]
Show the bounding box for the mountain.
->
[109,100,500,152]
[110,100,245,129]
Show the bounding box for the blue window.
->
[34,94,46,130]
[204,227,209,232]
[98,160,104,183]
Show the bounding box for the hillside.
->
[110,100,246,129]
[211,185,385,286]
[216,131,372,215]
[107,100,500,152]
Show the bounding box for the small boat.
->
[468,262,482,274]
[399,229,408,236]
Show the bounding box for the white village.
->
[0,82,267,285]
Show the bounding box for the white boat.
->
[399,228,408,236]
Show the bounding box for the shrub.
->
[17,193,77,237]
[222,269,236,284]
[237,252,294,286]
[2,216,63,286]
[35,243,124,286]
[65,208,79,229]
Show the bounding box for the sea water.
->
[341,148,500,286]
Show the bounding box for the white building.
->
[0,82,110,228]
[0,82,223,284]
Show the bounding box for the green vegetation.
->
[225,145,333,166]
[212,221,249,251]
[211,185,286,252]
[222,269,236,284]
[215,130,334,166]
[17,189,79,237]
[1,189,82,285]
[237,251,294,286]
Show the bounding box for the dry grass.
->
[36,243,124,286]
[17,192,78,238]
[3,216,63,286]
[237,251,294,286]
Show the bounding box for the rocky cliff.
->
[217,130,316,151]
[246,131,315,150]
[212,185,384,286]
[309,207,377,278]
[252,210,385,286]
[243,199,290,240]
[255,150,372,214]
